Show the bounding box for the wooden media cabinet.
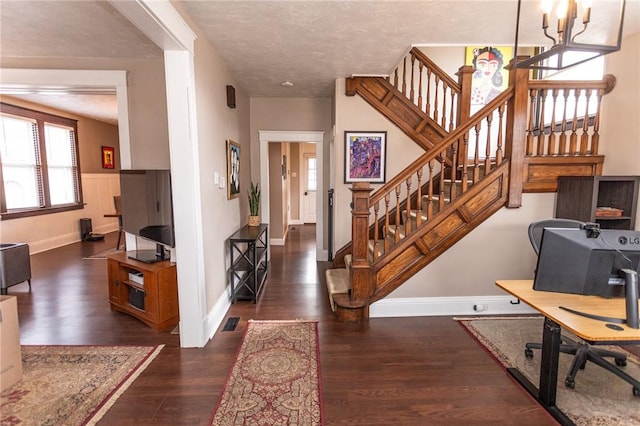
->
[107,251,179,331]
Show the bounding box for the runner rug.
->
[210,320,323,425]
[457,317,640,425]
[0,345,163,426]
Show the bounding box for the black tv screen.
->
[119,170,175,248]
[534,228,640,298]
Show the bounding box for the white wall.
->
[0,173,120,253]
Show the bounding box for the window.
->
[0,103,82,219]
[537,55,604,127]
[306,156,317,192]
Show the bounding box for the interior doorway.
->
[259,130,325,261]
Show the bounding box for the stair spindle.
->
[405,179,412,235]
[484,113,493,173]
[496,104,505,165]
[569,90,580,154]
[373,202,380,261]
[427,161,434,219]
[548,89,558,155]
[559,90,569,154]
[473,123,481,182]
[580,89,591,154]
[418,62,424,111]
[416,168,423,227]
[410,54,416,103]
[591,89,603,155]
[402,57,407,96]
[394,186,402,244]
[526,90,537,156]
[537,89,547,156]
[384,194,390,254]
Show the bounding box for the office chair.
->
[525,218,634,391]
[113,195,124,250]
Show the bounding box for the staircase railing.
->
[364,88,512,261]
[388,47,472,132]
[340,57,619,315]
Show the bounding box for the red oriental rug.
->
[1,345,163,426]
[210,320,323,425]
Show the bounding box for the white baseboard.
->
[289,220,304,225]
[204,287,233,344]
[270,238,285,246]
[370,295,535,318]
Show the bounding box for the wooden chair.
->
[104,196,124,250]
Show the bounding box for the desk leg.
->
[507,316,573,426]
[539,317,561,405]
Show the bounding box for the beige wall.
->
[0,95,120,174]
[602,32,640,229]
[290,144,301,221]
[269,143,285,238]
[190,30,251,314]
[0,96,122,252]
[249,98,332,247]
[1,56,170,169]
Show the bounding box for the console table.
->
[228,224,269,303]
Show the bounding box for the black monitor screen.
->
[534,228,640,297]
[120,170,175,248]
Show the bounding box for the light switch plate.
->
[214,172,219,184]
[220,177,226,189]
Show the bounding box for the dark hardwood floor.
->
[11,225,557,425]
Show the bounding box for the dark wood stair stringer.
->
[346,76,448,152]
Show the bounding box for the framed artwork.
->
[465,46,513,106]
[226,139,241,199]
[102,146,114,169]
[344,131,386,183]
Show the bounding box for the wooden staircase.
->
[328,48,618,322]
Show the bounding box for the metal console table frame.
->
[228,224,269,303]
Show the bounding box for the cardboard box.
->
[0,295,23,391]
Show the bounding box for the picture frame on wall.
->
[102,146,115,169]
[226,139,241,199]
[465,46,513,107]
[344,131,387,183]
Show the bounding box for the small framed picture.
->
[344,131,387,183]
[226,139,241,199]
[102,146,115,169]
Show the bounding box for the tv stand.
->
[107,251,179,331]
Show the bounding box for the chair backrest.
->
[528,218,585,255]
[113,195,122,215]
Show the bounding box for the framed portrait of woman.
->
[226,140,241,199]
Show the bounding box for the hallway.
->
[10,226,553,425]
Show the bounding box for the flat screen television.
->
[119,169,175,263]
[533,227,640,298]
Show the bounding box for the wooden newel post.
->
[456,65,474,126]
[350,182,374,305]
[505,56,531,208]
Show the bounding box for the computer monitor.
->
[533,227,640,298]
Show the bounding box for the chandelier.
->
[514,0,626,70]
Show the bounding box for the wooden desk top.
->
[496,280,640,343]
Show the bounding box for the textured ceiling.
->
[1,0,638,123]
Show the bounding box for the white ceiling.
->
[1,0,638,124]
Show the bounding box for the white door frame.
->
[259,130,326,261]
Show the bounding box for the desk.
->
[496,280,640,425]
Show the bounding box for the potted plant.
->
[247,181,261,226]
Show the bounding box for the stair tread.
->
[325,268,350,312]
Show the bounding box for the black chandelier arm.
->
[570,23,589,43]
[543,27,557,44]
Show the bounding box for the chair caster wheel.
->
[565,379,575,389]
[633,387,640,397]
[615,358,627,367]
[525,348,533,358]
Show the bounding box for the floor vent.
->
[222,317,240,332]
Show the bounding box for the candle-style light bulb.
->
[557,0,569,42]
[581,0,592,24]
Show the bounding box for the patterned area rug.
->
[457,317,640,425]
[210,320,323,425]
[0,345,163,425]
